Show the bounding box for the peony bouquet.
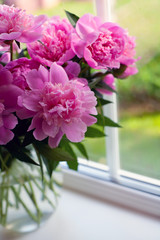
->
[0,4,138,230]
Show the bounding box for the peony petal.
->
[76,14,99,40]
[48,130,63,148]
[38,65,49,83]
[0,32,21,41]
[58,48,75,65]
[62,119,87,142]
[0,52,10,64]
[3,113,17,129]
[18,31,42,43]
[0,85,23,110]
[29,115,47,141]
[33,15,48,29]
[50,63,69,85]
[71,33,86,58]
[26,69,46,90]
[17,108,35,120]
[42,121,59,138]
[22,91,41,112]
[64,61,81,79]
[0,126,14,145]
[81,113,97,126]
[0,69,13,86]
[0,64,3,71]
[84,47,98,69]
[85,31,98,44]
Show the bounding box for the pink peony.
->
[71,14,127,69]
[117,35,138,78]
[64,61,80,79]
[0,101,17,145]
[0,66,23,144]
[96,74,115,95]
[27,16,75,67]
[118,35,136,66]
[5,58,40,90]
[18,63,97,148]
[0,4,47,43]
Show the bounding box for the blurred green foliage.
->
[119,113,160,179]
[117,53,160,102]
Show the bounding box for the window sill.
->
[63,164,160,218]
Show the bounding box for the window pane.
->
[116,0,160,180]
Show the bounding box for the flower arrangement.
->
[0,4,138,231]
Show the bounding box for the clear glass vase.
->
[0,159,62,234]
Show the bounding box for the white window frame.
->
[63,0,160,218]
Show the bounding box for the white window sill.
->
[2,186,160,240]
[63,167,160,218]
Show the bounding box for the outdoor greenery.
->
[36,0,160,180]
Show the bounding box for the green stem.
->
[23,181,42,223]
[0,174,10,226]
[15,184,21,209]
[11,186,39,223]
[0,154,8,172]
[32,178,55,209]
[49,177,60,204]
[34,145,44,182]
[3,177,9,226]
[0,176,4,225]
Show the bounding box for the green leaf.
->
[96,114,121,128]
[85,127,106,138]
[65,10,79,27]
[60,139,77,160]
[67,158,78,171]
[5,141,39,166]
[96,81,116,93]
[97,98,112,106]
[71,142,89,160]
[34,141,77,175]
[59,139,79,170]
[0,147,14,171]
[34,141,75,162]
[41,156,59,178]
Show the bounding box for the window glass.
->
[116,0,160,180]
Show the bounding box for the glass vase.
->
[0,159,62,234]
